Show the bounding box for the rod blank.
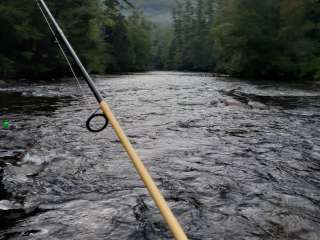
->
[36,1,189,239]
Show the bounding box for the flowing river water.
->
[0,72,320,240]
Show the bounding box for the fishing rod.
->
[35,1,188,239]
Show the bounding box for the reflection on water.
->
[0,72,320,240]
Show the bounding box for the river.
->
[0,72,320,240]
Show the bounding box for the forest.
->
[153,0,320,80]
[0,0,320,80]
[0,0,151,78]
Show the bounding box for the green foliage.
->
[213,0,320,80]
[152,0,320,80]
[213,0,281,77]
[0,0,108,79]
[103,3,152,72]
[127,13,152,71]
[150,24,173,70]
[0,0,48,78]
[151,0,215,71]
[0,0,152,79]
[2,0,319,81]
[52,0,108,74]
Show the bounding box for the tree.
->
[127,12,152,71]
[212,0,320,80]
[103,3,152,72]
[0,0,152,79]
[167,0,215,71]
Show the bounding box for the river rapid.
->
[0,72,320,240]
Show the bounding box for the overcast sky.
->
[133,0,173,23]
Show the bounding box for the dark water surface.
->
[0,72,320,240]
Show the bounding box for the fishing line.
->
[36,1,85,97]
[36,1,188,238]
[36,1,108,132]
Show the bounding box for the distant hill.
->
[131,0,173,23]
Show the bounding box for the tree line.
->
[0,0,151,79]
[1,0,319,81]
[153,0,320,80]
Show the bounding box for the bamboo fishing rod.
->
[35,0,188,239]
